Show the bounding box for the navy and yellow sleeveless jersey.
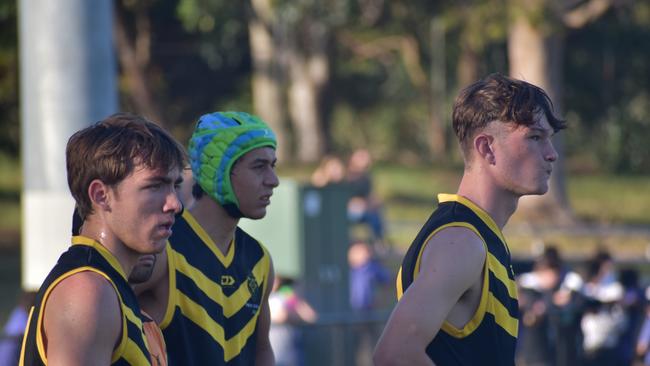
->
[397,194,519,366]
[19,236,152,366]
[161,210,271,365]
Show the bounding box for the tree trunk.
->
[113,3,165,128]
[248,0,290,161]
[287,21,329,163]
[457,45,480,89]
[429,17,448,161]
[508,10,573,225]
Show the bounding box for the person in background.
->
[311,155,346,187]
[345,149,386,245]
[517,249,564,366]
[348,240,390,311]
[516,245,586,366]
[349,240,391,366]
[0,291,36,366]
[635,287,650,365]
[269,276,317,366]
[616,268,645,366]
[580,250,626,366]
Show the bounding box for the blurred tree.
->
[284,1,333,163]
[1,0,647,177]
[247,0,349,163]
[114,0,252,142]
[507,0,623,223]
[115,0,166,128]
[564,4,650,174]
[248,0,290,160]
[0,1,18,156]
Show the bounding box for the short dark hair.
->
[452,73,567,156]
[66,113,187,219]
[191,182,204,200]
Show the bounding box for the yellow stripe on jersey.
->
[181,210,235,267]
[121,337,152,366]
[487,253,518,300]
[124,305,144,329]
[18,307,35,366]
[412,222,483,282]
[402,221,492,338]
[160,243,177,330]
[487,293,519,338]
[176,291,260,361]
[121,306,152,365]
[395,268,403,299]
[170,247,269,317]
[440,255,489,338]
[34,267,128,365]
[71,236,128,279]
[437,194,511,255]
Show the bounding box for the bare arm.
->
[373,227,486,366]
[43,272,122,366]
[255,259,276,366]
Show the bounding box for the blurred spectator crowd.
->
[311,149,386,246]
[517,246,650,366]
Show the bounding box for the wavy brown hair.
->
[452,73,567,158]
[66,113,187,219]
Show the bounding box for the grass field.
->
[374,165,650,258]
[277,162,650,259]
[1,161,649,259]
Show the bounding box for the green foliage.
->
[0,0,648,174]
[175,0,247,69]
[564,6,650,174]
[115,0,254,142]
[0,1,18,155]
[0,154,20,233]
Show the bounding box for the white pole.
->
[19,0,117,289]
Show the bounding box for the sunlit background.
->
[0,1,649,365]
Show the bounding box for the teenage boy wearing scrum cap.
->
[135,111,279,365]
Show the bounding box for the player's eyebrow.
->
[250,157,277,165]
[529,126,554,136]
[145,174,183,185]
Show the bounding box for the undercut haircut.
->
[66,113,187,220]
[452,73,567,158]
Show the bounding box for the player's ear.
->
[88,179,111,211]
[474,134,496,165]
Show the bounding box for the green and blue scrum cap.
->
[188,111,277,216]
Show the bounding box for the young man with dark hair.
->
[374,73,566,365]
[136,111,279,365]
[20,113,186,366]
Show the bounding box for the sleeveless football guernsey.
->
[19,236,152,366]
[161,210,271,365]
[397,194,519,366]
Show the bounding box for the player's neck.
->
[79,217,139,278]
[457,171,519,229]
[189,197,238,255]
